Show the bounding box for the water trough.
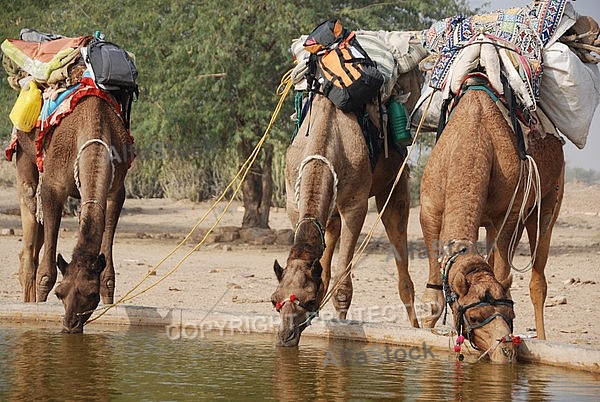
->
[1,301,598,374]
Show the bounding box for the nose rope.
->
[275,294,299,312]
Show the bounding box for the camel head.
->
[444,253,517,363]
[55,252,105,333]
[271,243,324,347]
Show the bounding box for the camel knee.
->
[19,182,38,216]
[37,274,57,302]
[529,273,547,302]
[333,280,353,319]
[101,276,115,304]
[421,288,444,328]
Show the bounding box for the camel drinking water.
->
[15,94,132,333]
[416,0,600,362]
[271,55,426,345]
[4,32,137,333]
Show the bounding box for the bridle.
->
[274,267,323,329]
[454,295,514,350]
[440,240,515,351]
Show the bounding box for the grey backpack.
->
[83,39,139,129]
[84,39,138,91]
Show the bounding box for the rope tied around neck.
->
[294,216,326,255]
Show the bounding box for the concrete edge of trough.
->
[1,301,598,374]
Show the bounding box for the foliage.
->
[565,166,600,185]
[0,0,476,206]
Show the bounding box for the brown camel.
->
[15,94,131,333]
[419,85,564,362]
[271,69,423,346]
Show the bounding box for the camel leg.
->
[332,199,368,319]
[37,181,66,302]
[376,171,418,327]
[321,212,341,292]
[15,151,43,302]
[99,184,126,304]
[419,200,445,328]
[525,173,564,340]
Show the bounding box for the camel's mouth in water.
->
[276,326,301,347]
[61,324,84,334]
[61,313,88,334]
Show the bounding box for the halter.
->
[274,270,323,328]
[440,240,516,353]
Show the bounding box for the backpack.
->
[84,39,138,91]
[83,38,139,129]
[304,19,384,112]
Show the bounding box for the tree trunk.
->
[241,140,273,228]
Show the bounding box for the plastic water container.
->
[387,98,412,146]
[9,80,42,132]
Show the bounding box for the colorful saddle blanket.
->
[5,72,127,172]
[424,0,570,103]
[1,35,92,84]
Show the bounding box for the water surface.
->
[0,323,598,401]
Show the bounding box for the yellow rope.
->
[318,92,435,310]
[86,70,295,324]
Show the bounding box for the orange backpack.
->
[304,20,383,112]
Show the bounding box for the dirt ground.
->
[0,159,599,348]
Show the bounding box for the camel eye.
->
[468,314,481,324]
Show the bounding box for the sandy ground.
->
[0,163,599,348]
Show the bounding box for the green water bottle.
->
[387,98,412,146]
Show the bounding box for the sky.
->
[466,0,600,171]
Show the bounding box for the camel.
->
[271,68,423,347]
[419,84,564,362]
[15,94,131,333]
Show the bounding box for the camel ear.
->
[311,259,323,281]
[57,254,69,276]
[499,274,513,292]
[454,272,469,297]
[94,254,107,274]
[274,260,284,282]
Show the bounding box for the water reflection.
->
[0,323,598,401]
[3,325,116,401]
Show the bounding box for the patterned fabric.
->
[424,0,569,100]
[5,72,128,172]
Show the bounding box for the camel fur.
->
[419,87,564,360]
[272,69,423,346]
[15,95,131,333]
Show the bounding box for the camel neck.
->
[293,216,326,256]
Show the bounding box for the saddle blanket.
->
[5,71,126,172]
[414,0,600,149]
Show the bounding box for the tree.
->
[0,0,476,227]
